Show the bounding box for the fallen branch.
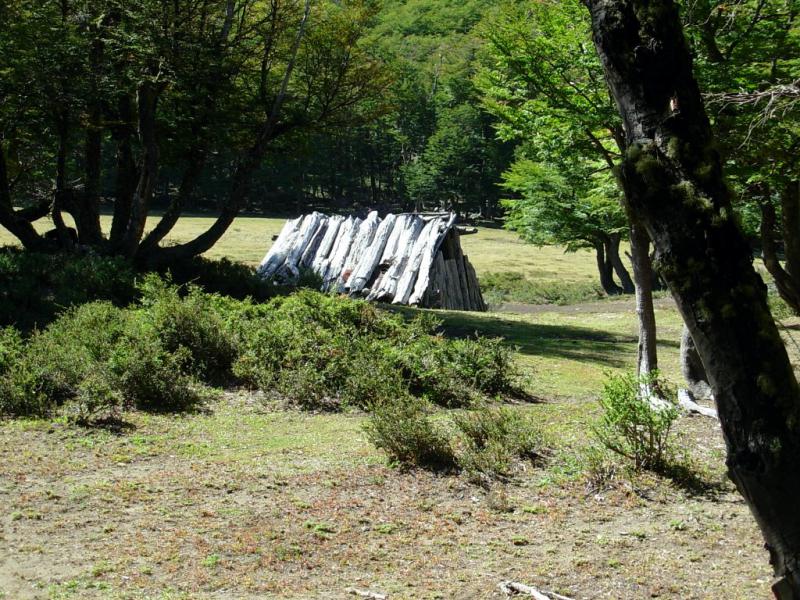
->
[499,581,574,600]
[346,587,387,600]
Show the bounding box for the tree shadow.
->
[436,311,638,369]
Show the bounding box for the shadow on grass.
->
[78,415,137,435]
[437,311,637,369]
[657,460,729,499]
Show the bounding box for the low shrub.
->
[1,279,519,421]
[363,396,457,469]
[365,399,546,479]
[592,371,679,471]
[480,271,602,306]
[233,291,517,410]
[452,405,546,481]
[137,275,238,384]
[0,299,212,420]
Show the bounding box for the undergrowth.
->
[365,398,548,481]
[0,276,520,421]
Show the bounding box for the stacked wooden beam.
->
[257,211,486,312]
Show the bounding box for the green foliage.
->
[137,275,238,385]
[593,372,679,471]
[0,249,136,331]
[233,290,518,410]
[364,396,458,469]
[481,271,602,306]
[452,405,546,481]
[365,399,547,479]
[0,297,214,420]
[0,278,518,420]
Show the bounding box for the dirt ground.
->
[0,393,772,600]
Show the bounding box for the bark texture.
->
[586,0,800,594]
[629,220,658,375]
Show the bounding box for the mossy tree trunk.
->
[586,0,800,595]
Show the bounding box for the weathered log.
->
[257,216,302,277]
[350,213,397,294]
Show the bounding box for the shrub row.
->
[0,277,519,420]
[0,248,278,332]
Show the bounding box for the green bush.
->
[0,299,212,419]
[363,396,457,469]
[137,275,238,384]
[1,280,518,420]
[592,372,679,471]
[233,291,517,410]
[452,406,546,481]
[0,248,136,331]
[365,399,547,479]
[480,271,602,306]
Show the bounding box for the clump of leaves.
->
[364,399,547,479]
[592,371,679,471]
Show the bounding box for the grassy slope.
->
[0,215,779,598]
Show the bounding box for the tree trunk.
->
[587,0,800,595]
[109,94,138,249]
[761,199,800,314]
[607,231,635,293]
[594,239,623,295]
[629,220,658,375]
[137,150,205,256]
[121,80,162,257]
[680,324,713,402]
[75,24,106,246]
[0,141,45,250]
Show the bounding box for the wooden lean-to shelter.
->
[257,211,486,311]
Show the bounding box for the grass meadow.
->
[1,213,788,599]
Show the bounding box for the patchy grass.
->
[0,389,770,599]
[1,215,790,598]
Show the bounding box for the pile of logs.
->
[257,211,486,312]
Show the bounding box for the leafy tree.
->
[587,0,800,592]
[0,0,387,262]
[681,0,800,313]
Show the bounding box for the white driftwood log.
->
[257,216,303,278]
[339,211,381,291]
[350,213,397,294]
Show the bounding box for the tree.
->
[682,0,800,313]
[0,0,387,262]
[586,0,800,594]
[500,158,633,295]
[479,0,660,373]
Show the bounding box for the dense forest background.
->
[2,0,797,266]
